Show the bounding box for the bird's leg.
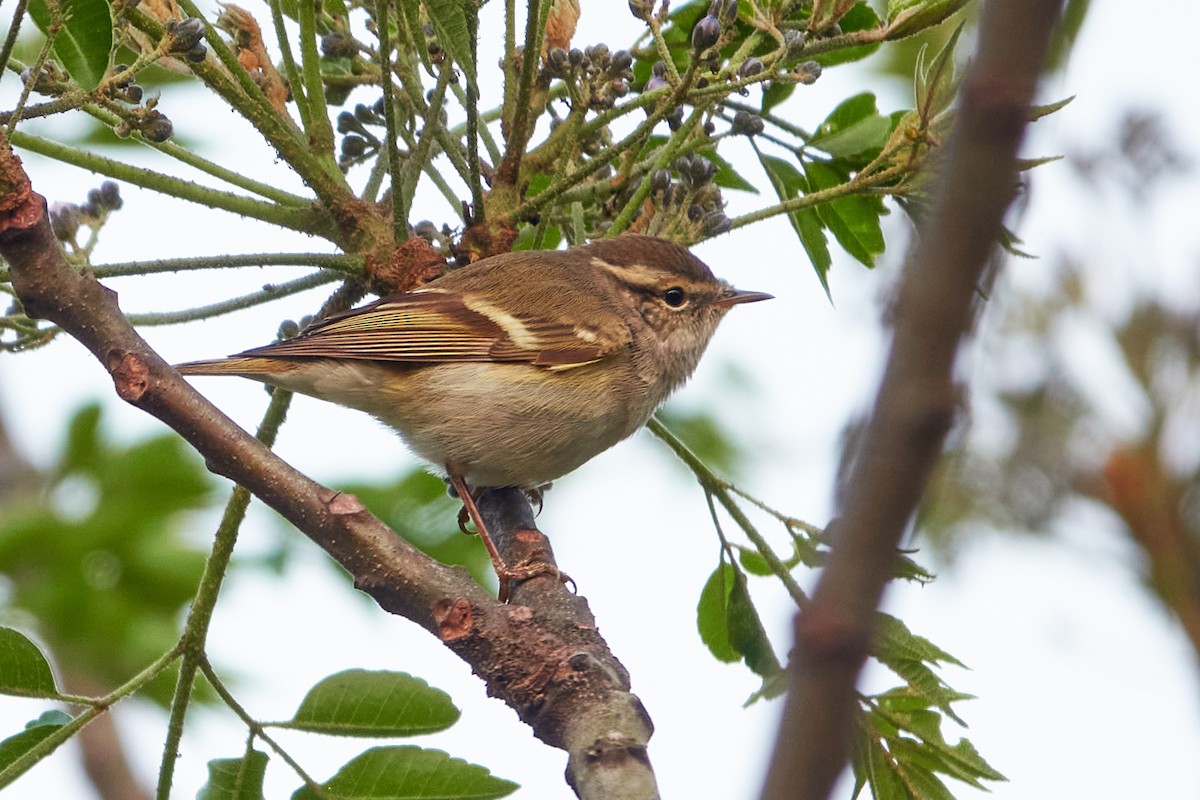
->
[447,471,515,601]
[448,472,571,601]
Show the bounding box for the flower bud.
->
[354,103,382,125]
[321,33,359,59]
[278,319,301,340]
[738,57,763,79]
[783,29,805,59]
[796,60,822,85]
[688,156,717,186]
[691,14,720,53]
[730,110,764,136]
[340,134,368,157]
[628,0,653,18]
[99,181,123,210]
[650,169,672,193]
[588,43,610,66]
[547,47,569,72]
[700,211,731,236]
[49,203,81,242]
[666,105,684,131]
[140,112,173,143]
[610,49,633,73]
[414,220,439,241]
[166,17,206,54]
[710,0,738,25]
[644,75,668,93]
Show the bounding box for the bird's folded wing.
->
[237,289,628,368]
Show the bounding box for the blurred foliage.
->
[334,468,493,589]
[0,403,213,705]
[916,111,1200,655]
[920,111,1195,551]
[657,405,748,476]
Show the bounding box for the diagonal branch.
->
[759,2,1067,798]
[0,145,659,800]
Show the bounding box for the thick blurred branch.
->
[760,2,1066,798]
[0,145,656,799]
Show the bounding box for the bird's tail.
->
[174,356,303,377]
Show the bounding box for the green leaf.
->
[289,669,460,737]
[915,22,963,125]
[1016,155,1063,172]
[809,93,893,159]
[702,147,759,194]
[882,740,959,800]
[805,160,886,268]
[0,711,72,772]
[871,694,1007,788]
[756,152,832,296]
[726,571,782,678]
[886,0,972,40]
[0,404,213,710]
[743,669,788,706]
[339,469,491,587]
[697,563,739,663]
[0,628,58,698]
[425,0,476,83]
[1029,95,1074,122]
[698,562,782,677]
[874,614,964,670]
[859,722,910,800]
[26,0,112,91]
[197,750,269,800]
[655,406,747,475]
[291,746,517,800]
[871,614,970,723]
[892,551,935,584]
[736,548,773,577]
[761,81,795,114]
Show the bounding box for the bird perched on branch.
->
[177,234,771,598]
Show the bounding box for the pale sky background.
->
[3,1,1200,798]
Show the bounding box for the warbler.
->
[176,234,770,594]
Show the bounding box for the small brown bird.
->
[176,234,770,596]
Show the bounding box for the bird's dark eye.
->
[662,287,687,307]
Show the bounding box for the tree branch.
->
[759,2,1066,798]
[479,489,660,799]
[0,145,658,799]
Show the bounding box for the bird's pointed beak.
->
[716,288,774,308]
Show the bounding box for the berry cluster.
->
[336,99,388,169]
[49,181,124,246]
[544,44,635,111]
[165,17,208,64]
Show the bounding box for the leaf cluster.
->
[0,631,517,798]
